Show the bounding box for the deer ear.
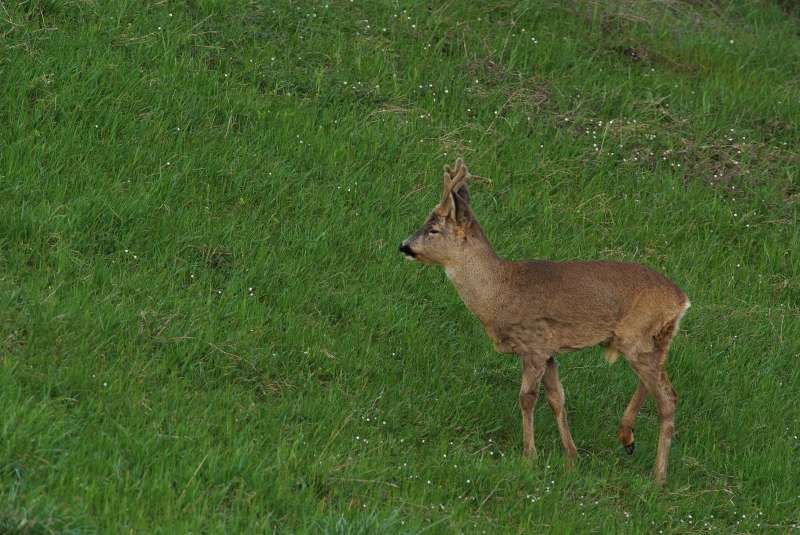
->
[453,181,470,206]
[452,182,473,225]
[435,189,458,221]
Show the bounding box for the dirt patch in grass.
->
[673,136,798,195]
[615,45,652,63]
[466,64,553,117]
[611,44,702,75]
[554,111,798,201]
[506,78,551,113]
[466,57,522,88]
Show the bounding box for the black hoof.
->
[624,442,635,455]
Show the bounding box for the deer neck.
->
[443,227,504,323]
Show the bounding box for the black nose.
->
[399,243,415,257]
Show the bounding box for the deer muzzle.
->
[399,242,417,260]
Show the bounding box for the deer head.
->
[399,158,479,267]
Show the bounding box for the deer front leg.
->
[543,358,578,465]
[519,353,547,457]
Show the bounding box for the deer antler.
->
[438,158,472,221]
[443,158,470,193]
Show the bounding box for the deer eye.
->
[428,228,440,235]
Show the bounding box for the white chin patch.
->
[403,254,416,261]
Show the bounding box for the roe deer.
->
[399,158,689,484]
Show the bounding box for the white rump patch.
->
[674,299,691,334]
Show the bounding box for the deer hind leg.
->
[627,354,678,485]
[653,370,678,483]
[519,354,547,458]
[618,380,648,455]
[543,358,578,464]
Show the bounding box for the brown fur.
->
[400,158,690,484]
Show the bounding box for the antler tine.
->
[451,158,469,186]
[442,166,453,192]
[442,158,470,194]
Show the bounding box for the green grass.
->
[1,0,799,532]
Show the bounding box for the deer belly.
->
[550,321,611,352]
[486,319,610,355]
[484,322,552,354]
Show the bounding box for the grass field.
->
[2,0,800,532]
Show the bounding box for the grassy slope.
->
[1,0,799,532]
